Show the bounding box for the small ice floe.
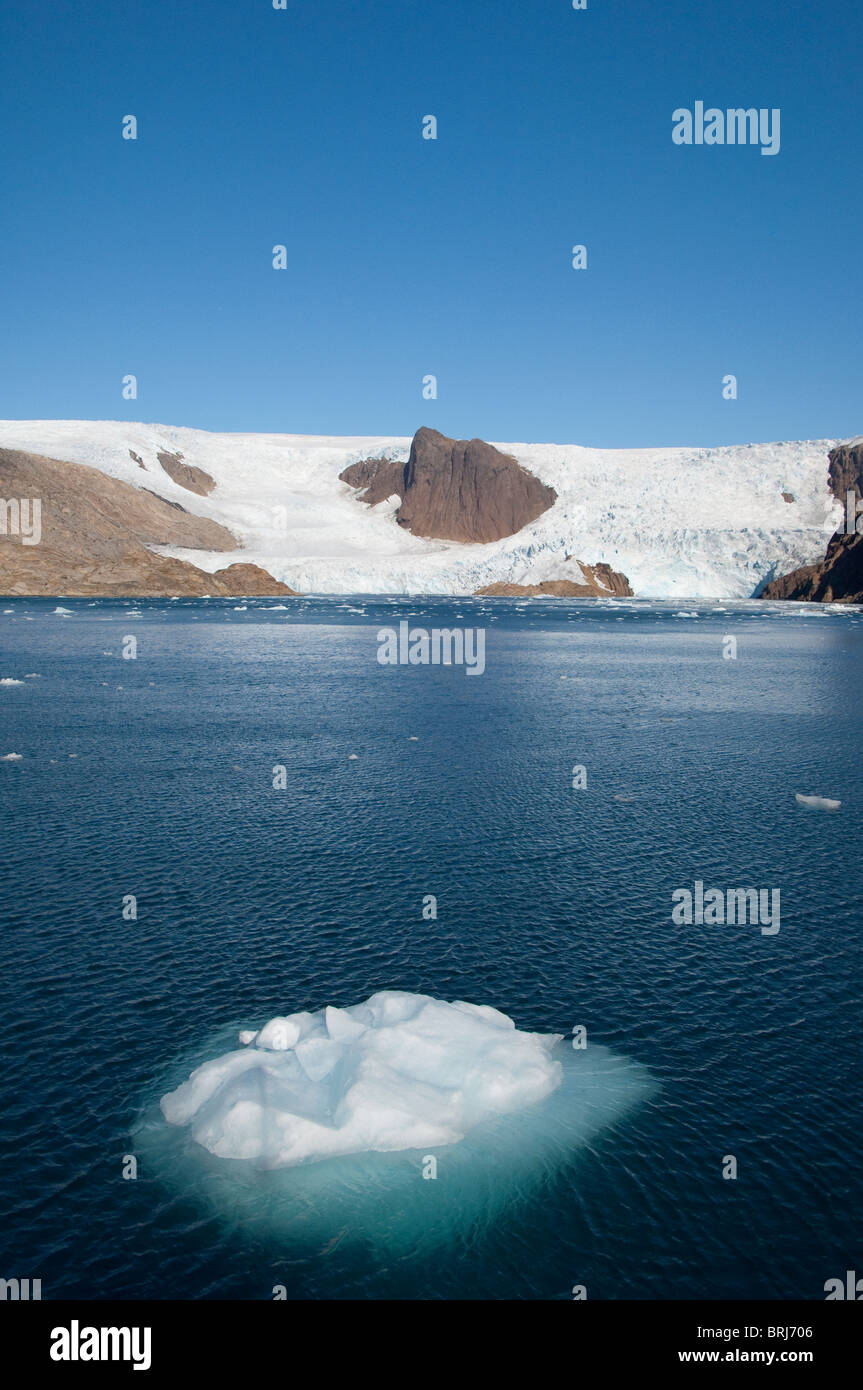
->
[348,753,359,760]
[233,606,247,611]
[795,793,841,811]
[53,606,72,615]
[1,753,23,761]
[407,736,418,741]
[674,611,699,618]
[23,673,40,678]
[3,609,13,614]
[1,678,24,685]
[162,992,565,1166]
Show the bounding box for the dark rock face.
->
[761,531,863,603]
[827,439,863,506]
[340,427,557,543]
[584,562,633,596]
[763,437,863,603]
[339,456,405,508]
[157,450,216,497]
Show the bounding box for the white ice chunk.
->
[324,1005,367,1042]
[795,792,842,811]
[160,990,565,1167]
[295,1037,344,1081]
[451,1000,516,1029]
[255,1016,301,1050]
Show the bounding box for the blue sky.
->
[1,0,860,445]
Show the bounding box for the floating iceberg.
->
[795,793,842,811]
[161,991,565,1167]
[149,990,655,1252]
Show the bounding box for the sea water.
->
[1,596,861,1299]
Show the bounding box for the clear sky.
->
[1,0,860,446]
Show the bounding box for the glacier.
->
[0,418,844,597]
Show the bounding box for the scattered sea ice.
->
[795,793,841,811]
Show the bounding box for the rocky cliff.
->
[762,437,863,603]
[340,426,557,543]
[0,447,296,596]
[761,532,863,603]
[827,437,863,505]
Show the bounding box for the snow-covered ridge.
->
[0,419,842,597]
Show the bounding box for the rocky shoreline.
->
[762,439,863,603]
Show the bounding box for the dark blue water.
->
[1,595,861,1300]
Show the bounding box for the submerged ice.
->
[161,991,565,1166]
[149,991,655,1253]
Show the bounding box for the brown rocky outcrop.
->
[157,449,217,497]
[827,438,863,505]
[340,427,556,543]
[761,532,863,603]
[476,561,633,598]
[209,563,298,596]
[0,446,297,596]
[763,437,863,603]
